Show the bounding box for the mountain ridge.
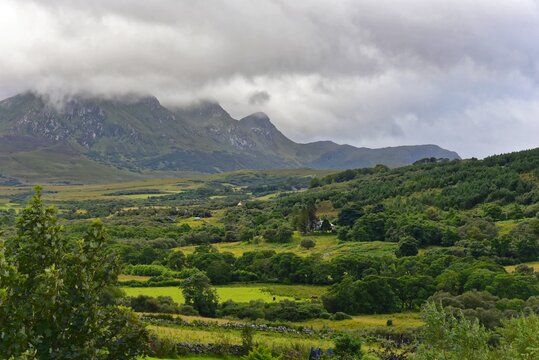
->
[0,92,460,183]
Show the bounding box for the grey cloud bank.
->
[1,0,539,158]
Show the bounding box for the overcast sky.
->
[1,0,539,158]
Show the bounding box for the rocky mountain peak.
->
[239,112,274,129]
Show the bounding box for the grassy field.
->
[295,312,423,331]
[154,311,423,332]
[177,234,397,259]
[0,168,332,202]
[259,284,328,300]
[149,324,334,352]
[496,219,525,236]
[118,274,152,282]
[121,284,299,304]
[504,261,539,273]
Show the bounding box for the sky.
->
[1,0,539,158]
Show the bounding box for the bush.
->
[243,346,281,360]
[332,312,352,321]
[149,335,178,359]
[178,304,199,316]
[319,312,332,319]
[386,319,393,326]
[124,264,180,277]
[127,295,180,314]
[219,300,325,322]
[300,238,316,249]
[334,333,363,359]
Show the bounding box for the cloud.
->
[248,91,271,105]
[0,0,539,157]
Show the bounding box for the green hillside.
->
[1,148,538,359]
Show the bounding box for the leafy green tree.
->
[320,218,333,232]
[0,188,149,359]
[482,203,504,221]
[309,177,321,188]
[291,202,317,234]
[167,250,186,270]
[337,205,363,227]
[487,274,539,300]
[205,259,232,284]
[497,313,539,359]
[261,220,293,243]
[395,236,419,257]
[349,212,386,241]
[180,271,219,317]
[415,302,491,360]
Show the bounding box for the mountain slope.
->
[0,93,460,182]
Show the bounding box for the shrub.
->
[333,312,353,321]
[149,334,178,359]
[124,264,180,277]
[128,295,180,314]
[241,327,254,353]
[300,238,316,249]
[334,333,363,359]
[386,319,393,326]
[319,312,332,319]
[178,304,199,316]
[243,346,281,360]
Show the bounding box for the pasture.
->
[149,324,334,352]
[177,234,397,259]
[121,284,302,304]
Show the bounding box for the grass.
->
[118,274,152,282]
[294,312,423,331]
[504,261,539,273]
[177,233,397,259]
[260,284,328,300]
[121,284,295,304]
[496,219,524,236]
[177,215,224,229]
[149,324,334,351]
[0,168,332,201]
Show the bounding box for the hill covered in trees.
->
[0,148,538,359]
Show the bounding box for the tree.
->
[415,302,491,360]
[0,188,149,359]
[180,271,219,317]
[261,220,293,243]
[320,218,333,232]
[337,206,363,227]
[309,177,321,188]
[395,236,419,257]
[167,250,186,271]
[291,202,317,234]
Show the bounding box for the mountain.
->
[0,93,460,183]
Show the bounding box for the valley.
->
[1,148,538,359]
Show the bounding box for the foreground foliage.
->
[414,302,539,360]
[0,189,149,359]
